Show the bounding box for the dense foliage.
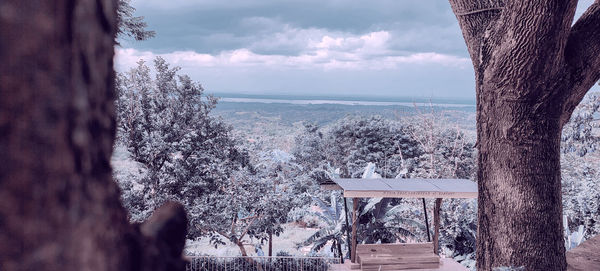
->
[561,92,600,238]
[290,114,478,267]
[324,115,420,178]
[112,57,599,270]
[114,58,313,257]
[115,58,262,246]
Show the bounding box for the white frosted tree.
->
[561,92,600,238]
[114,57,253,235]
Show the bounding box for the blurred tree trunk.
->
[268,230,273,257]
[448,1,600,270]
[0,1,186,270]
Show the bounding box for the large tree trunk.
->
[0,1,187,270]
[476,88,565,269]
[448,1,600,270]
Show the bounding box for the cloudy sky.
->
[116,0,597,100]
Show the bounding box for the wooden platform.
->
[355,243,440,270]
[331,258,468,271]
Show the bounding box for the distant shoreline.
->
[218,97,475,108]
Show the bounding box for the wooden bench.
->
[356,243,440,270]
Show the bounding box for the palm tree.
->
[298,193,347,258]
[358,197,423,244]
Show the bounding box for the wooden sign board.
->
[334,178,478,199]
[344,190,477,199]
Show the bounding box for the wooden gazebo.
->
[323,178,477,270]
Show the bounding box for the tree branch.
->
[562,0,600,125]
[216,230,232,241]
[454,7,503,16]
[239,215,259,221]
[238,215,261,241]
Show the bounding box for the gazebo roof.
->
[324,178,477,199]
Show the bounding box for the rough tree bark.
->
[0,1,187,270]
[448,1,600,270]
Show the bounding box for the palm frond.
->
[361,197,383,216]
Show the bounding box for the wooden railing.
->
[186,255,342,271]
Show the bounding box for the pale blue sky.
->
[115,0,598,99]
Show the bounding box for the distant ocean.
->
[212,93,476,108]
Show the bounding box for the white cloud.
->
[132,0,264,10]
[116,28,469,73]
[386,53,469,65]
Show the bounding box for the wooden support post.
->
[343,197,351,262]
[433,198,442,255]
[351,198,359,263]
[422,198,431,242]
[337,240,344,264]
